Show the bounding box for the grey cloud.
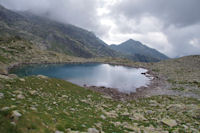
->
[0,0,100,32]
[113,0,200,27]
[0,0,200,57]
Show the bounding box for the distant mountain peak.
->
[110,39,169,62]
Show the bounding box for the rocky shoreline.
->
[85,69,169,101]
[5,61,170,101]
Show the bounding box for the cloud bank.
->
[0,0,200,57]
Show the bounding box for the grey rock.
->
[8,74,18,78]
[88,128,99,133]
[37,75,48,79]
[11,110,22,120]
[0,74,10,79]
[55,130,64,133]
[0,93,4,99]
[100,114,106,120]
[161,118,177,127]
[19,78,25,82]
[0,66,8,75]
[17,94,25,99]
[1,107,10,111]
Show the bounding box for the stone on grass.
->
[29,90,37,95]
[10,122,16,126]
[0,66,8,75]
[100,114,106,120]
[30,107,37,111]
[0,74,10,79]
[8,74,18,78]
[19,78,25,82]
[103,110,118,118]
[161,118,177,127]
[55,130,64,133]
[132,113,147,121]
[0,93,4,99]
[17,94,25,99]
[37,75,48,79]
[11,110,22,120]
[88,128,99,133]
[1,107,10,111]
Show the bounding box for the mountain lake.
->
[10,63,151,93]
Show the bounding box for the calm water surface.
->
[10,63,151,93]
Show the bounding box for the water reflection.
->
[10,63,150,93]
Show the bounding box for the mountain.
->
[0,5,168,62]
[0,5,119,58]
[110,39,169,62]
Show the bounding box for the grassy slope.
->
[0,37,199,132]
[0,77,199,133]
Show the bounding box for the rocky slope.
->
[0,4,200,133]
[0,36,199,132]
[0,5,119,58]
[110,39,169,62]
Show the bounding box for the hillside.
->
[0,5,119,58]
[0,49,200,132]
[110,39,169,62]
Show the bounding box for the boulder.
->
[0,66,8,75]
[161,118,177,127]
[100,115,106,120]
[1,107,10,111]
[37,75,48,79]
[19,78,25,82]
[8,74,18,78]
[0,74,10,79]
[88,128,99,133]
[0,93,4,99]
[17,94,25,99]
[11,110,22,120]
[55,130,64,133]
[29,90,37,95]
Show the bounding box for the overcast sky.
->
[0,0,200,57]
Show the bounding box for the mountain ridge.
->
[110,39,169,62]
[0,4,119,58]
[0,4,168,62]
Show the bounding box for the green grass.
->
[0,55,9,63]
[170,87,185,91]
[0,76,199,133]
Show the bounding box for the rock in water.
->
[161,118,177,127]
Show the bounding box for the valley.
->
[0,4,200,133]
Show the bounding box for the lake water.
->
[10,63,151,93]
